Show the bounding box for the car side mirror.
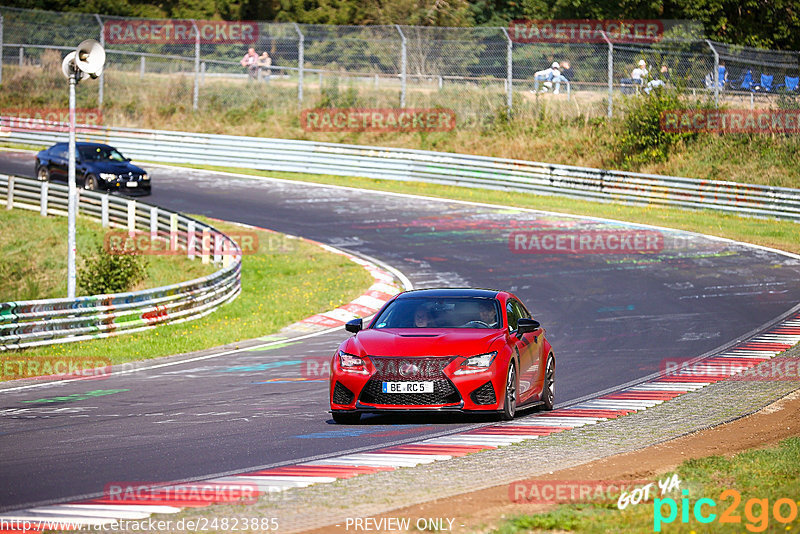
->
[516,318,540,336]
[345,318,362,334]
[125,157,131,162]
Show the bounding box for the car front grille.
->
[358,356,461,406]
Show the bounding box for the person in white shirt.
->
[534,62,568,94]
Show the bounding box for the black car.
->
[35,142,151,196]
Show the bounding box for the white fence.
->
[3,120,800,221]
[0,174,242,350]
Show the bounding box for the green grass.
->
[489,437,800,533]
[1,216,374,370]
[175,164,800,257]
[0,208,216,301]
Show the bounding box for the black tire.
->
[84,175,98,191]
[36,165,50,182]
[332,411,361,424]
[500,361,518,421]
[541,355,555,411]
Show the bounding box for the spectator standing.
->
[240,47,259,79]
[631,59,649,82]
[257,51,272,82]
[559,61,574,81]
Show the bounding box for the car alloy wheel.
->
[542,355,555,411]
[84,175,98,191]
[37,166,49,182]
[501,361,517,420]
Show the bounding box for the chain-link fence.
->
[1,6,799,127]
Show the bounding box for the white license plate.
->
[126,181,138,187]
[381,381,434,394]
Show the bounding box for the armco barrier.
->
[2,118,800,221]
[0,174,242,351]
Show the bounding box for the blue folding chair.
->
[783,76,799,92]
[731,69,754,91]
[756,73,774,92]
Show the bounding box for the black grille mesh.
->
[332,381,355,405]
[470,381,497,405]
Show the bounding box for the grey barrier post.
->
[192,21,200,111]
[40,181,48,216]
[706,40,720,107]
[501,28,513,115]
[602,31,613,118]
[95,14,104,107]
[101,194,109,227]
[395,25,407,108]
[6,175,13,210]
[294,23,304,104]
[140,55,145,79]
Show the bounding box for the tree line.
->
[8,0,800,51]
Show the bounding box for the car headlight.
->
[142,173,149,181]
[99,173,117,181]
[454,351,497,375]
[338,350,368,374]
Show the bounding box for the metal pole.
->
[501,28,513,115]
[192,21,199,111]
[294,23,304,104]
[602,31,613,118]
[95,14,104,107]
[395,25,407,108]
[67,71,78,298]
[706,39,719,108]
[140,55,145,79]
[0,15,4,87]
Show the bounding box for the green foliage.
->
[78,245,148,296]
[614,90,704,168]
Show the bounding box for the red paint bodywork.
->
[329,290,554,415]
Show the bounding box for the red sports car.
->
[329,288,555,424]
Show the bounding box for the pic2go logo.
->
[654,489,800,532]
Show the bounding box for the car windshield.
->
[78,146,126,162]
[372,297,501,329]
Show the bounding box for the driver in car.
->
[478,301,499,328]
[414,307,434,328]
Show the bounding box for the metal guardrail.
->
[2,119,799,221]
[0,173,242,350]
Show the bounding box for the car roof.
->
[395,288,500,299]
[50,142,114,149]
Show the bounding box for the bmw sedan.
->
[329,288,555,424]
[35,142,151,196]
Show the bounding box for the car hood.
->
[84,161,146,175]
[350,328,505,357]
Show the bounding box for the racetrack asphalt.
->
[1,151,799,512]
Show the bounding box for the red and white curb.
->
[3,316,797,531]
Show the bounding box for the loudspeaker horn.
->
[74,39,106,79]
